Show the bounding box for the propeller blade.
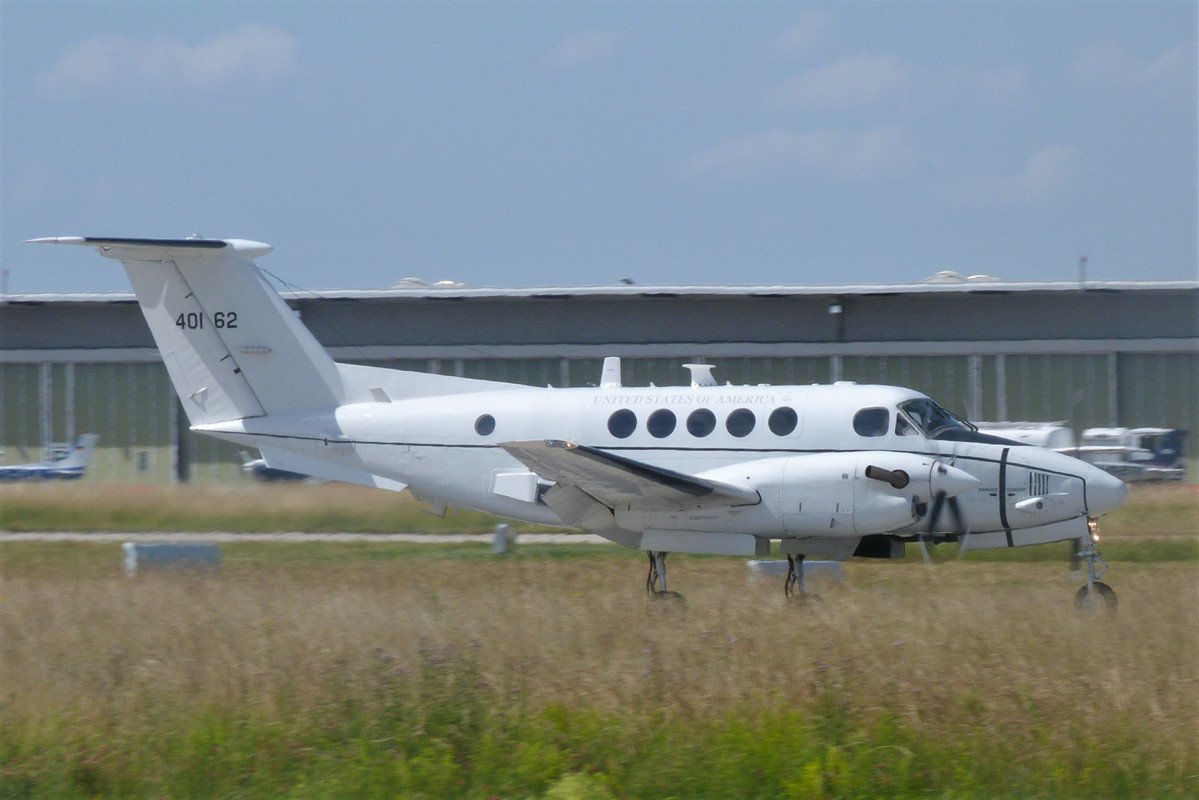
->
[865,465,910,489]
[916,490,949,565]
[924,446,975,564]
[926,490,948,532]
[949,496,973,559]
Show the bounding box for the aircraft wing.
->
[499,440,760,509]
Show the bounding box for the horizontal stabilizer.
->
[500,440,760,510]
[257,445,407,492]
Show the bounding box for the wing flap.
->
[500,440,760,509]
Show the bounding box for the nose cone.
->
[1087,467,1129,515]
[931,462,981,498]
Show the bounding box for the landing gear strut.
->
[784,554,806,599]
[1074,519,1117,614]
[646,551,684,602]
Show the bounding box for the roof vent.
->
[389,277,467,289]
[921,270,1002,284]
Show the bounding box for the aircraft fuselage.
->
[200,381,1126,550]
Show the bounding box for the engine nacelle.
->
[616,451,979,538]
[694,450,977,536]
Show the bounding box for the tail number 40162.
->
[175,311,238,330]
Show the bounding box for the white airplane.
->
[31,237,1130,608]
[0,433,98,481]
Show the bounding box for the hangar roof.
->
[4,278,1195,360]
[7,278,1197,304]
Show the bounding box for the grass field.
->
[2,480,1196,538]
[1,483,1196,798]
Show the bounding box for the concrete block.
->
[123,542,221,576]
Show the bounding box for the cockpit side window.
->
[853,407,889,437]
[896,413,919,436]
[898,398,974,439]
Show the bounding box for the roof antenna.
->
[601,356,622,388]
[683,363,717,387]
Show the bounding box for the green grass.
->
[0,482,564,533]
[0,546,1195,799]
[916,535,1198,564]
[3,480,1196,542]
[7,688,1188,799]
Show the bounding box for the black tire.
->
[1075,581,1118,614]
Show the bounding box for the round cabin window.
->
[726,408,756,438]
[607,409,637,439]
[768,406,798,436]
[687,408,716,437]
[647,409,677,438]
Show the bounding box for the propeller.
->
[866,455,977,565]
[922,457,974,563]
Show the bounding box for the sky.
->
[2,1,1196,294]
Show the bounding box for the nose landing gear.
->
[1074,518,1117,614]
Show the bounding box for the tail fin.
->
[31,237,344,425]
[55,433,99,470]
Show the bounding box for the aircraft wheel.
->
[1074,581,1117,614]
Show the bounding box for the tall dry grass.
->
[1,552,1196,796]
[0,481,518,533]
[2,479,1195,536]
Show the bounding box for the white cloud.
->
[545,31,625,68]
[678,124,916,181]
[763,55,913,110]
[38,24,299,95]
[1072,40,1195,99]
[952,147,1078,207]
[765,10,830,58]
[762,57,1025,112]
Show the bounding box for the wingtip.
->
[27,236,86,245]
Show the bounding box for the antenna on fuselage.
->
[682,363,717,387]
[601,357,623,388]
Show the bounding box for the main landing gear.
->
[784,554,815,601]
[644,551,812,604]
[646,551,685,603]
[1074,518,1117,614]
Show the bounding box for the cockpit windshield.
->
[897,398,976,439]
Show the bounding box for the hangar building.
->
[2,277,1196,484]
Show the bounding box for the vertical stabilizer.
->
[30,237,345,425]
[55,433,99,470]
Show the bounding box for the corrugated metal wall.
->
[0,362,242,483]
